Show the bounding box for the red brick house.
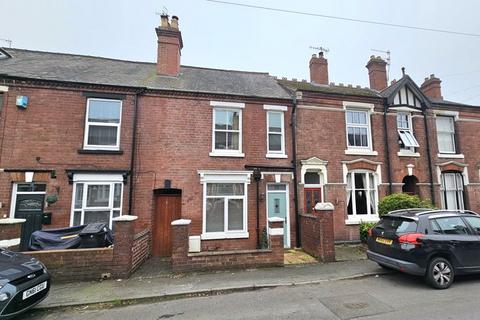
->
[281,53,480,241]
[0,13,479,263]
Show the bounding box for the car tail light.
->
[398,233,424,245]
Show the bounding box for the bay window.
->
[346,171,378,220]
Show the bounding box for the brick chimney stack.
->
[420,74,443,99]
[366,56,388,91]
[309,52,329,85]
[156,15,183,76]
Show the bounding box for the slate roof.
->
[277,79,380,97]
[0,48,291,100]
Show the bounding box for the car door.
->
[432,216,480,269]
[462,216,480,268]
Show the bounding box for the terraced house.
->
[0,15,479,271]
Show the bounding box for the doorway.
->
[152,190,182,257]
[266,184,290,248]
[402,175,419,196]
[10,183,46,251]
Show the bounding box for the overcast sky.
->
[1,0,480,104]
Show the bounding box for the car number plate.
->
[22,281,47,300]
[375,237,393,246]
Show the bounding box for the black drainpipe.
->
[128,88,147,216]
[291,95,300,247]
[422,102,436,204]
[383,99,393,194]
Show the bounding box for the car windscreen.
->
[375,217,418,236]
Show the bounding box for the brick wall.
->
[171,218,284,272]
[300,204,335,262]
[131,229,151,273]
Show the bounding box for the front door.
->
[152,194,181,257]
[267,184,289,248]
[11,183,46,251]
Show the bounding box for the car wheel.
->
[426,257,454,289]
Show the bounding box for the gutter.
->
[383,99,393,194]
[128,88,147,216]
[422,102,435,203]
[291,95,300,247]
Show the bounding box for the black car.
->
[367,209,480,289]
[0,249,50,319]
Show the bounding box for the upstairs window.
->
[346,109,371,149]
[397,112,419,150]
[436,116,456,154]
[267,111,285,155]
[211,107,243,156]
[84,99,122,150]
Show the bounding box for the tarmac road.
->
[26,271,480,320]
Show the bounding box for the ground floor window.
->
[441,172,464,210]
[71,174,123,228]
[199,171,250,239]
[347,171,377,218]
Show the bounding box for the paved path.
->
[27,272,480,319]
[37,259,382,309]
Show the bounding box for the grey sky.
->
[1,0,480,104]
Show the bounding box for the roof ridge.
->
[180,65,269,75]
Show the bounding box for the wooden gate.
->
[152,193,181,257]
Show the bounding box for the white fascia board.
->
[210,101,245,109]
[263,104,288,111]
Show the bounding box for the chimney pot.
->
[171,16,179,30]
[160,14,169,28]
[366,56,388,91]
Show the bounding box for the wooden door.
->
[152,194,181,257]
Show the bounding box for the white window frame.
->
[83,98,122,151]
[441,172,465,210]
[266,111,286,158]
[9,183,47,219]
[345,108,373,151]
[199,171,251,240]
[70,174,123,229]
[209,102,244,157]
[436,115,456,154]
[397,112,419,151]
[345,170,379,224]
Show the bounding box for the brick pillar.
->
[112,215,137,278]
[0,218,26,251]
[268,217,285,266]
[171,219,191,272]
[314,202,335,262]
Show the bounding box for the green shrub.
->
[378,193,435,217]
[359,221,377,243]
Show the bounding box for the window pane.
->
[346,111,353,124]
[86,185,110,207]
[73,211,81,226]
[16,184,32,192]
[268,113,282,132]
[228,199,243,231]
[438,133,455,153]
[207,183,244,196]
[227,132,239,150]
[359,128,368,146]
[354,173,365,189]
[215,110,228,130]
[268,184,287,191]
[215,132,227,149]
[437,116,454,132]
[88,125,118,146]
[33,184,47,192]
[84,210,111,225]
[16,195,43,211]
[113,210,121,218]
[75,183,84,209]
[268,133,282,151]
[435,217,468,235]
[347,127,355,146]
[88,100,121,123]
[305,172,320,184]
[358,111,367,124]
[113,183,122,208]
[229,111,239,130]
[206,198,224,232]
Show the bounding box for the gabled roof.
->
[380,75,430,108]
[278,79,380,97]
[0,48,291,100]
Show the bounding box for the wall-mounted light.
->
[16,96,28,109]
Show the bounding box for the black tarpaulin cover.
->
[29,225,113,250]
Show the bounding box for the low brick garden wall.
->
[1,215,151,282]
[300,203,335,262]
[171,218,285,273]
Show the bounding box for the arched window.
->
[402,175,419,196]
[304,172,320,185]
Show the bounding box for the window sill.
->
[266,153,288,159]
[397,150,420,158]
[344,149,378,156]
[78,149,124,155]
[437,153,465,159]
[345,216,379,225]
[201,232,249,240]
[209,151,245,158]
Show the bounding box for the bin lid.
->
[79,223,109,235]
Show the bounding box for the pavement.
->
[36,245,388,311]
